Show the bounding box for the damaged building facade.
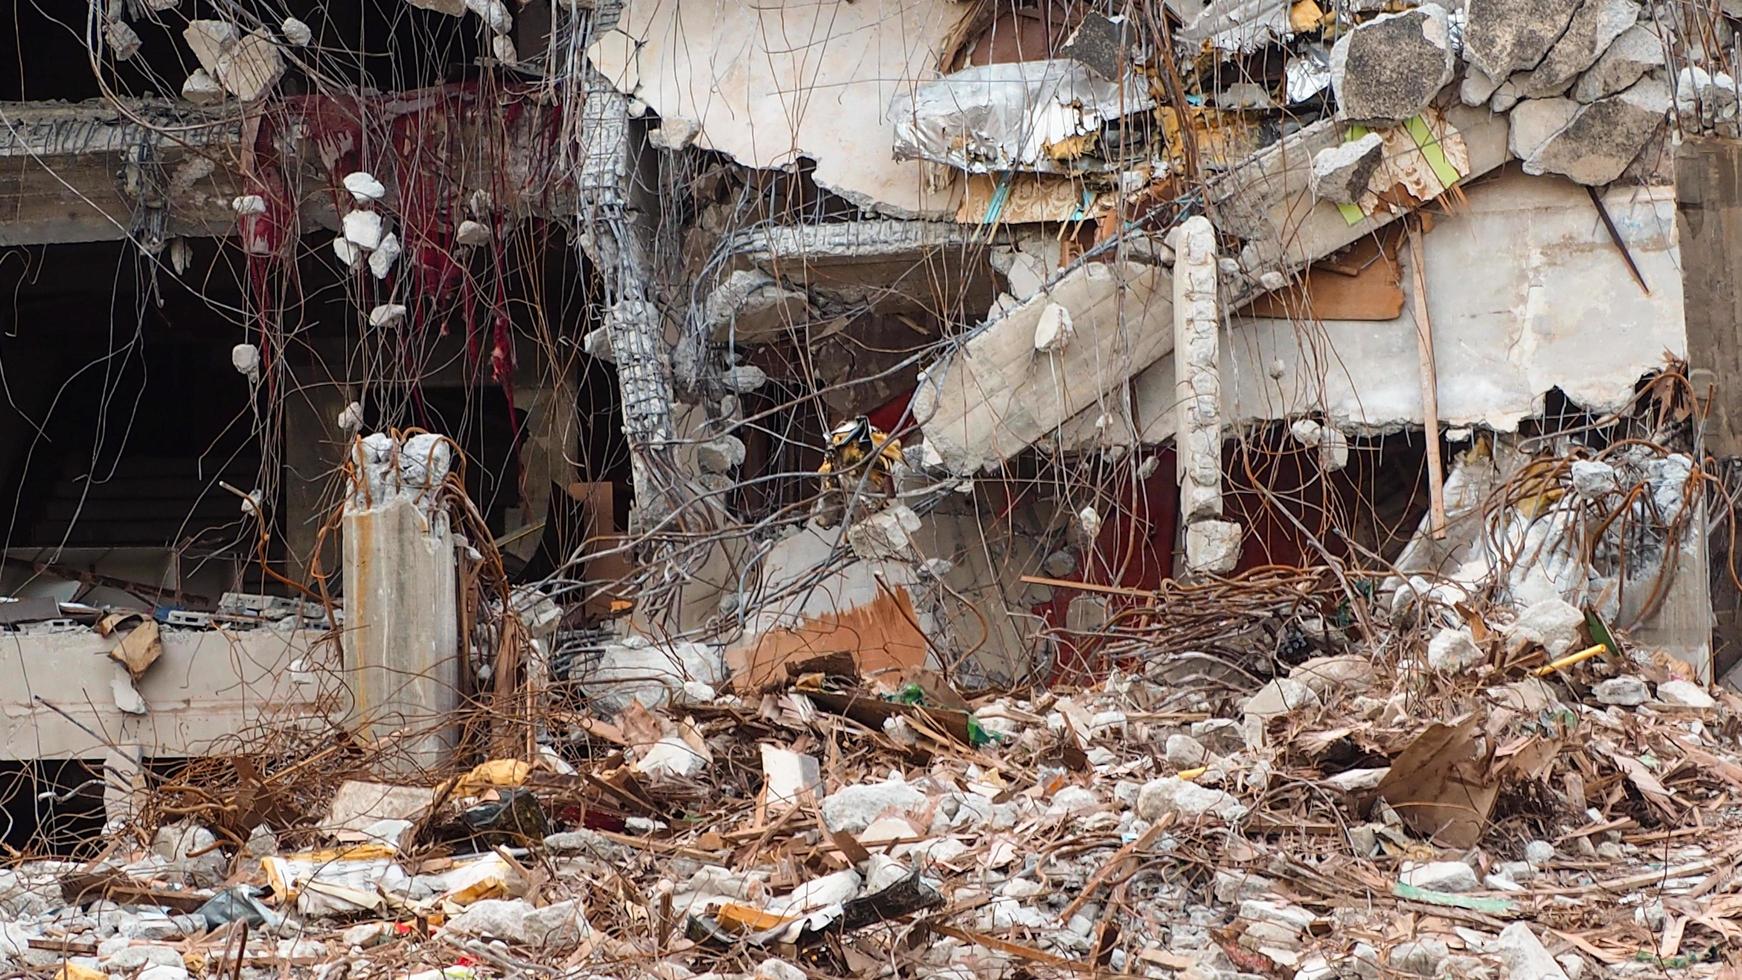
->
[5,0,1742,976]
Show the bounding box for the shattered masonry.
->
[4,1,1742,979]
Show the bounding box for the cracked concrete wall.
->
[586,0,965,217]
[1058,167,1685,449]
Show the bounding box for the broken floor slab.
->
[588,0,968,217]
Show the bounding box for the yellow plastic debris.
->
[56,966,106,980]
[451,758,532,798]
[1289,0,1325,32]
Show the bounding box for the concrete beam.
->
[914,104,1512,472]
[0,629,327,759]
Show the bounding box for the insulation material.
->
[890,60,1155,174]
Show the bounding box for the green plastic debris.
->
[1391,882,1518,915]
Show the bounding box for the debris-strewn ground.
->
[6,597,1742,980]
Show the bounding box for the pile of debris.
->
[7,551,1742,979]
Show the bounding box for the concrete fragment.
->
[182,69,224,105]
[821,779,927,833]
[1165,734,1212,768]
[370,233,401,279]
[1004,251,1047,300]
[1657,679,1717,708]
[1244,677,1321,720]
[281,17,312,46]
[847,504,922,559]
[1464,0,1582,80]
[1505,597,1585,658]
[231,194,267,215]
[703,270,810,343]
[756,960,807,980]
[343,171,386,202]
[409,0,466,12]
[183,20,237,74]
[1308,133,1385,205]
[1573,23,1664,102]
[1515,0,1640,98]
[1427,626,1485,672]
[368,304,407,328]
[1135,777,1248,822]
[446,897,593,947]
[152,822,229,887]
[457,219,491,246]
[695,436,746,474]
[1497,923,1571,980]
[106,947,185,971]
[464,0,513,33]
[343,210,383,250]
[1676,66,1741,137]
[332,236,361,268]
[1569,459,1618,498]
[105,20,143,60]
[1289,655,1373,695]
[1524,78,1670,185]
[1399,861,1478,893]
[582,327,615,363]
[649,117,702,150]
[216,29,285,101]
[492,34,518,63]
[231,343,261,385]
[574,635,723,715]
[1329,7,1454,126]
[1461,65,1502,106]
[1594,675,1649,706]
[1185,519,1242,574]
[1490,77,1523,112]
[1525,840,1556,866]
[1033,303,1074,352]
[1508,98,1580,161]
[761,745,822,808]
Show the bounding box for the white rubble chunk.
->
[370,233,402,279]
[761,745,822,808]
[847,504,922,559]
[281,16,312,46]
[231,343,261,384]
[343,171,386,202]
[1243,677,1321,721]
[332,237,361,268]
[1677,66,1741,136]
[464,0,513,33]
[1399,861,1478,893]
[1461,64,1502,106]
[1033,303,1074,352]
[445,897,593,947]
[756,960,807,980]
[696,436,747,474]
[1569,459,1618,498]
[1657,679,1716,708]
[1464,0,1583,79]
[649,117,702,150]
[343,210,384,250]
[1307,132,1385,205]
[821,780,927,833]
[409,0,466,13]
[182,69,225,104]
[216,29,286,101]
[457,219,492,246]
[1135,777,1248,822]
[183,20,238,74]
[1427,626,1485,673]
[1525,840,1556,866]
[1594,675,1649,706]
[1497,922,1571,980]
[1505,597,1585,658]
[1165,734,1212,768]
[231,194,267,215]
[368,304,408,328]
[1288,655,1373,696]
[492,34,518,63]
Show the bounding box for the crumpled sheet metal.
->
[889,60,1155,174]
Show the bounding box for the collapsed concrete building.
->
[0,0,1733,863]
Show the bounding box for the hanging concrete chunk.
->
[1308,132,1385,205]
[1513,0,1639,98]
[1523,78,1669,185]
[409,0,465,13]
[216,28,286,101]
[1573,23,1665,102]
[1464,0,1582,80]
[183,20,237,75]
[1329,6,1454,126]
[1507,98,1580,160]
[182,69,224,105]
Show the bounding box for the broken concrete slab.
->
[1508,98,1580,160]
[1308,133,1385,205]
[215,29,286,101]
[1514,0,1640,98]
[1571,22,1664,102]
[1524,77,1670,185]
[702,270,812,344]
[1464,0,1583,80]
[1330,6,1454,126]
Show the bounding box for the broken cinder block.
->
[1308,132,1384,205]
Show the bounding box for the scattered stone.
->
[1594,675,1649,706]
[1004,251,1047,300]
[1504,597,1586,658]
[1047,786,1099,815]
[216,29,286,101]
[1243,677,1321,721]
[369,304,408,328]
[1508,98,1580,161]
[1289,655,1372,696]
[464,0,513,33]
[1515,0,1640,98]
[847,504,922,559]
[1569,459,1619,498]
[1399,861,1478,893]
[1308,133,1385,205]
[182,69,225,104]
[106,20,143,59]
[281,16,312,46]
[151,822,228,887]
[343,171,386,202]
[492,34,519,63]
[1676,66,1741,136]
[183,20,238,74]
[1329,7,1454,126]
[1524,78,1671,186]
[1573,23,1664,102]
[446,897,592,947]
[1497,922,1571,980]
[410,0,467,13]
[104,946,185,970]
[723,364,768,393]
[1428,626,1486,673]
[343,210,384,250]
[1464,0,1583,80]
[696,436,747,474]
[1166,734,1213,768]
[1490,76,1523,112]
[1657,679,1717,709]
[1525,839,1556,866]
[1135,777,1248,822]
[821,780,927,833]
[1461,64,1502,106]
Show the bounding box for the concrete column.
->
[1172,216,1241,574]
[342,432,461,773]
